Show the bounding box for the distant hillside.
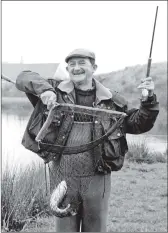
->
[2,61,166,94]
[95,62,167,109]
[2,61,167,134]
[2,62,167,102]
[95,61,167,135]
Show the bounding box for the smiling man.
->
[65,49,97,88]
[16,48,159,232]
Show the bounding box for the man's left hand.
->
[137,77,155,97]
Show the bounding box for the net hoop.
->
[35,104,127,154]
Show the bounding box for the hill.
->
[2,61,166,105]
[2,61,166,96]
[95,62,167,109]
[95,62,167,135]
[2,62,167,134]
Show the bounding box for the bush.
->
[1,163,50,232]
[126,140,167,164]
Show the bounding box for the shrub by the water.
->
[1,163,50,232]
[126,140,167,164]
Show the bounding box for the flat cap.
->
[65,48,95,63]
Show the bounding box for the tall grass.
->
[126,139,167,164]
[1,162,50,232]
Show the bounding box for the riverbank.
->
[1,139,167,232]
[17,162,167,232]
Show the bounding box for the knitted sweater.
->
[58,86,96,177]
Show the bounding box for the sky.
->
[2,1,167,74]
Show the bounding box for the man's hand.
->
[40,90,57,110]
[137,77,155,98]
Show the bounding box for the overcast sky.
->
[2,1,167,74]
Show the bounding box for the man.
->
[16,48,159,232]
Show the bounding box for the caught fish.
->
[50,180,77,218]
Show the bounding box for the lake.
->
[2,112,167,170]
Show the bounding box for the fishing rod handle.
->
[141,57,152,102]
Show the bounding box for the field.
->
[2,153,167,232]
[19,162,167,232]
[107,162,167,232]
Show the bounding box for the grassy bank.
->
[1,163,49,232]
[1,140,167,232]
[107,161,167,232]
[21,162,167,232]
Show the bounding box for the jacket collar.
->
[57,77,112,104]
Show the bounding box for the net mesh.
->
[45,105,125,218]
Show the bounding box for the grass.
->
[1,141,167,232]
[19,162,167,232]
[126,139,167,164]
[1,163,50,232]
[107,162,167,232]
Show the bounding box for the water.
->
[2,113,42,170]
[2,113,167,170]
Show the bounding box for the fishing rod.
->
[141,6,159,101]
[1,73,16,84]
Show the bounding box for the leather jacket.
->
[16,71,159,173]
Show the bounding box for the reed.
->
[1,162,50,232]
[126,139,167,164]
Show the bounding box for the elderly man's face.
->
[66,57,96,85]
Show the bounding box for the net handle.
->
[35,104,60,142]
[35,103,127,143]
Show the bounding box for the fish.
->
[50,180,77,218]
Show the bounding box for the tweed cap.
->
[65,48,95,63]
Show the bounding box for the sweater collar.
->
[57,77,112,103]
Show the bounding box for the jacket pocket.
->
[102,128,128,171]
[104,128,124,159]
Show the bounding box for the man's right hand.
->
[40,90,57,110]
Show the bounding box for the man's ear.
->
[93,64,97,71]
[66,66,68,72]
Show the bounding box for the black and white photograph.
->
[1,1,167,232]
